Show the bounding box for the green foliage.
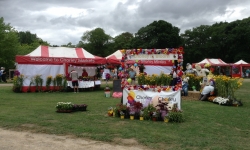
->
[132,20,182,48]
[80,28,113,57]
[142,104,156,120]
[168,105,184,123]
[113,32,134,50]
[185,74,202,91]
[0,17,20,69]
[56,102,74,110]
[12,75,26,92]
[33,75,43,92]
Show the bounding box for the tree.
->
[113,32,134,50]
[181,25,212,64]
[79,28,113,57]
[131,20,182,48]
[0,17,20,69]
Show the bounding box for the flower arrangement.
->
[213,97,229,105]
[56,102,73,111]
[14,70,20,76]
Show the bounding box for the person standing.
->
[1,67,7,83]
[0,67,2,82]
[128,68,136,85]
[70,70,79,93]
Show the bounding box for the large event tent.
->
[106,50,176,75]
[195,58,229,66]
[232,59,250,77]
[194,58,231,75]
[15,45,106,91]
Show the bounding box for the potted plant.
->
[168,105,184,123]
[116,103,129,118]
[152,111,160,121]
[129,111,135,120]
[120,111,125,119]
[55,102,73,113]
[108,107,113,116]
[132,101,143,119]
[141,104,156,120]
[139,111,144,121]
[155,100,169,121]
[164,114,170,123]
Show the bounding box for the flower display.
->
[214,75,243,98]
[46,75,53,90]
[213,97,229,105]
[13,74,26,92]
[137,72,172,86]
[56,102,73,110]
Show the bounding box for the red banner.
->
[16,56,107,64]
[126,60,173,66]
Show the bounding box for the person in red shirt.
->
[82,69,88,77]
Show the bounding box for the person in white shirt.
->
[199,81,214,101]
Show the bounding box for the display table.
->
[67,80,101,89]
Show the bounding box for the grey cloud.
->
[0,0,249,45]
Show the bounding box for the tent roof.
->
[106,50,123,64]
[196,58,229,66]
[16,45,106,64]
[234,59,248,64]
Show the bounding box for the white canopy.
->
[196,58,229,66]
[234,60,248,64]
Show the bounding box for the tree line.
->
[1,16,250,71]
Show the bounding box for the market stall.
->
[194,58,231,76]
[15,45,106,92]
[106,49,177,75]
[231,60,250,78]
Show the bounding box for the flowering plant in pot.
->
[108,107,113,116]
[168,104,184,123]
[141,104,156,120]
[155,99,169,121]
[56,102,73,112]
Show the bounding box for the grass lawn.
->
[0,80,249,150]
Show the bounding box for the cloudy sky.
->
[1,0,249,46]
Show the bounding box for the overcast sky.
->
[1,0,249,46]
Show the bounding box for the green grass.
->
[0,81,250,150]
